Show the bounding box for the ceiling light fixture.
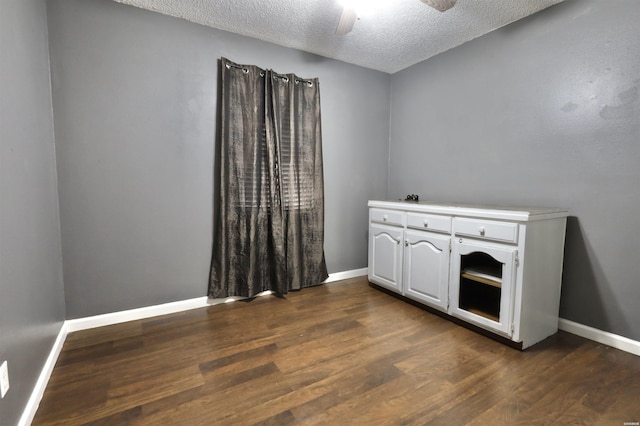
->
[336,0,457,35]
[337,0,388,16]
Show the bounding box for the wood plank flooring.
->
[33,277,640,425]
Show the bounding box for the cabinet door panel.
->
[404,230,450,311]
[449,240,516,336]
[368,223,403,293]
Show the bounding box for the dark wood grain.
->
[33,277,640,425]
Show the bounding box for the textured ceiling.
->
[114,0,565,74]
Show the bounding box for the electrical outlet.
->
[0,360,9,398]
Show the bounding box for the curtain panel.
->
[209,58,328,298]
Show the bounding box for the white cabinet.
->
[368,200,568,349]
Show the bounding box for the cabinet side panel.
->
[518,218,567,348]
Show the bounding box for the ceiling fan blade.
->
[419,0,457,12]
[335,7,357,35]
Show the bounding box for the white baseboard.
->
[19,322,68,426]
[559,318,640,357]
[324,268,368,283]
[65,296,211,333]
[65,268,368,333]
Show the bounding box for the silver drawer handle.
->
[479,226,486,236]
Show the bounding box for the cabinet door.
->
[368,223,403,293]
[449,240,517,336]
[403,230,450,311]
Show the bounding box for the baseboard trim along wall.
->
[65,296,211,333]
[22,269,638,424]
[558,318,640,357]
[65,268,369,333]
[324,267,368,283]
[19,322,68,426]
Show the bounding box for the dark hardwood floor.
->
[33,277,639,425]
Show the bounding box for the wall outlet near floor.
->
[0,360,9,398]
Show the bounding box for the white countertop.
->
[368,200,569,222]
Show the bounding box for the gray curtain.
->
[209,58,328,298]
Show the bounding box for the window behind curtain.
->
[238,105,314,211]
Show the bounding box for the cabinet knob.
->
[383,215,388,222]
[479,226,486,236]
[423,220,429,228]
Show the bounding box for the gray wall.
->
[47,0,390,318]
[0,0,66,424]
[389,0,640,340]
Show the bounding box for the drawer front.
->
[454,218,518,243]
[406,213,451,234]
[370,208,404,226]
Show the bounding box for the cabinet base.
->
[369,282,525,351]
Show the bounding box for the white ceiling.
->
[114,0,565,74]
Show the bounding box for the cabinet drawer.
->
[406,213,451,234]
[370,208,404,226]
[454,218,518,243]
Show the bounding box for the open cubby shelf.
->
[461,270,502,288]
[459,277,502,322]
[459,251,504,322]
